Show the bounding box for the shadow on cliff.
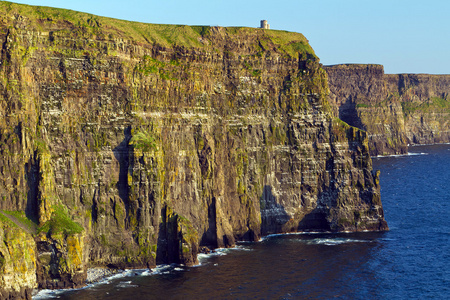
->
[155,205,177,265]
[199,196,218,248]
[260,185,291,235]
[24,152,39,223]
[112,126,132,218]
[297,207,331,231]
[338,97,364,129]
[261,185,331,235]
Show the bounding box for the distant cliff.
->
[325,64,450,156]
[0,2,387,297]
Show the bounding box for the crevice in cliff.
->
[58,59,67,80]
[156,204,198,266]
[156,205,177,265]
[338,98,364,129]
[113,126,132,222]
[25,151,39,223]
[200,196,218,248]
[0,28,11,69]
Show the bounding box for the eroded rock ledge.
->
[0,2,387,296]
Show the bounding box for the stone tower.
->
[260,20,270,29]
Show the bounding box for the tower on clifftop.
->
[260,20,270,29]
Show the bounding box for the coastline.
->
[32,267,125,299]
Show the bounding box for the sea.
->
[35,144,450,299]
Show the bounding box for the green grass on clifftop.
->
[0,1,315,58]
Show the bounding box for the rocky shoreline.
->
[31,267,125,299]
[85,267,125,285]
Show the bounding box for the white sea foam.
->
[410,142,450,146]
[304,238,368,246]
[33,276,106,299]
[197,250,227,264]
[260,231,325,241]
[379,237,397,241]
[373,152,428,158]
[196,244,253,266]
[33,289,66,299]
[234,245,253,251]
[116,280,138,288]
[139,264,185,276]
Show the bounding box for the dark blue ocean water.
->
[37,144,450,300]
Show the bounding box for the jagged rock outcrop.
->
[325,64,450,156]
[0,1,387,296]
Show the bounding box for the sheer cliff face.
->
[0,2,387,293]
[388,74,450,145]
[325,64,450,156]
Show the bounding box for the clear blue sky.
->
[7,0,450,74]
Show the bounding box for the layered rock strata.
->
[325,64,450,156]
[0,2,387,296]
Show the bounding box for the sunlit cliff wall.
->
[326,64,450,156]
[0,2,387,296]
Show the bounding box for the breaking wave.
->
[196,244,253,266]
[373,152,428,158]
[303,237,369,246]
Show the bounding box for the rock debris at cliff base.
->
[85,268,123,284]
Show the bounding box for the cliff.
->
[0,1,387,296]
[325,64,450,156]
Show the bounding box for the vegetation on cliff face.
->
[325,64,450,156]
[0,1,387,294]
[130,130,157,153]
[401,97,450,114]
[38,205,84,236]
